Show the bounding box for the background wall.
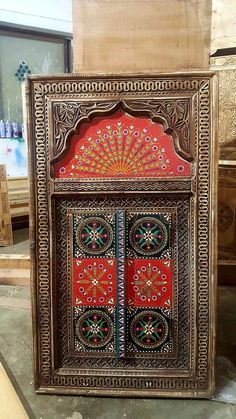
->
[73,0,212,73]
[0,0,72,35]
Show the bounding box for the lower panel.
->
[34,193,214,397]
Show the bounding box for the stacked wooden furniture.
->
[7,177,29,220]
[0,254,30,286]
[211,55,236,283]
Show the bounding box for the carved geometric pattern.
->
[126,259,172,308]
[28,74,216,397]
[54,111,191,179]
[53,179,192,193]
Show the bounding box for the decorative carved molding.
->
[53,179,192,193]
[33,75,208,95]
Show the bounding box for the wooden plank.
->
[0,362,29,419]
[0,254,30,269]
[0,269,30,286]
[73,0,212,73]
[7,176,29,219]
[10,206,29,218]
[0,165,13,246]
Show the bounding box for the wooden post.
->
[0,165,13,247]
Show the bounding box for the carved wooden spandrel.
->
[27,73,217,398]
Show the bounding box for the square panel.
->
[126,259,172,308]
[126,307,172,354]
[73,212,115,259]
[73,258,116,306]
[127,211,172,259]
[73,306,115,353]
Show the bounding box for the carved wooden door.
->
[27,73,217,398]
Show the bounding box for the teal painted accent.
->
[115,210,120,357]
[115,209,126,358]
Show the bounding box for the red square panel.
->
[126,259,172,308]
[73,258,116,306]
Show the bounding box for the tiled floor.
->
[0,285,236,419]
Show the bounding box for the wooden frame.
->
[26,73,218,398]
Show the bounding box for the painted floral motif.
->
[130,310,169,349]
[126,259,172,307]
[73,259,116,306]
[75,309,114,348]
[72,209,173,354]
[76,217,113,255]
[129,217,168,256]
[54,111,190,178]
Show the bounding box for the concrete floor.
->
[0,228,29,254]
[0,285,236,419]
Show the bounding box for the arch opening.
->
[53,110,191,179]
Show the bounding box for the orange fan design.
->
[54,112,190,179]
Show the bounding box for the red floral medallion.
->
[126,259,172,308]
[73,258,116,306]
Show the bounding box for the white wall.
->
[0,0,72,35]
[211,0,236,53]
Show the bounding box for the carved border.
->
[53,179,192,193]
[27,73,217,397]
